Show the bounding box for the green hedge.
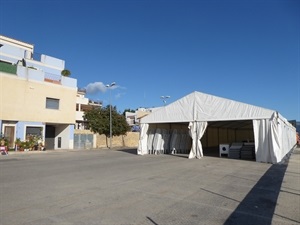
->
[0,61,17,74]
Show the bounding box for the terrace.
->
[0,61,77,88]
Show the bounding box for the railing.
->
[0,61,17,74]
[126,118,135,126]
[89,100,102,105]
[76,111,85,120]
[78,88,86,93]
[44,72,61,84]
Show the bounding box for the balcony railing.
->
[78,88,86,93]
[89,100,102,105]
[0,61,17,74]
[44,72,61,84]
[126,118,135,126]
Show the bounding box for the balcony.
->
[14,65,77,88]
[0,61,17,74]
[76,111,85,121]
[78,88,86,94]
[89,100,102,106]
[44,72,61,84]
[126,118,135,126]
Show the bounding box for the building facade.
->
[124,107,161,132]
[76,88,102,130]
[0,35,77,150]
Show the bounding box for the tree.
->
[61,69,71,77]
[83,106,130,147]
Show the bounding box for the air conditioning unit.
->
[219,144,229,157]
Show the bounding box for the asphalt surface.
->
[0,147,299,225]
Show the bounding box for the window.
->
[46,98,59,109]
[26,126,43,137]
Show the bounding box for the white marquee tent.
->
[137,91,296,163]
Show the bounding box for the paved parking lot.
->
[0,148,299,225]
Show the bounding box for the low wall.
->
[74,130,139,149]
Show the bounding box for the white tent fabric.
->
[137,123,148,155]
[188,121,208,159]
[138,91,296,163]
[152,128,163,154]
[253,113,296,163]
[170,129,179,154]
[253,119,275,163]
[161,129,170,153]
[147,128,155,154]
[141,91,275,123]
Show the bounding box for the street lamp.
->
[106,82,116,149]
[160,95,170,106]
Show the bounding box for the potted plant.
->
[61,69,71,77]
[19,141,26,151]
[15,138,22,151]
[23,141,31,151]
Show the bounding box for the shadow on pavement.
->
[224,161,288,225]
[168,153,189,159]
[117,148,138,155]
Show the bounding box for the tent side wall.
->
[253,114,297,164]
[138,117,296,164]
[137,123,191,155]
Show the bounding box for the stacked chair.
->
[152,128,163,155]
[228,142,255,160]
[161,129,171,154]
[240,143,255,160]
[147,128,155,154]
[147,128,191,155]
[228,143,243,159]
[170,129,180,154]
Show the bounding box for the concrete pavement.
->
[0,146,299,225]
[274,146,300,224]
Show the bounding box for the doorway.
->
[4,126,15,148]
[45,125,55,149]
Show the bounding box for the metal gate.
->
[74,134,93,149]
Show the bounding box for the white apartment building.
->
[124,107,162,132]
[0,35,77,150]
[76,88,102,130]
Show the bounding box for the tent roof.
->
[140,91,275,124]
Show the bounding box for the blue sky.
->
[1,0,299,120]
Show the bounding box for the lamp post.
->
[106,82,116,149]
[160,95,170,106]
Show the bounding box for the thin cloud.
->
[85,82,107,94]
[115,93,122,99]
